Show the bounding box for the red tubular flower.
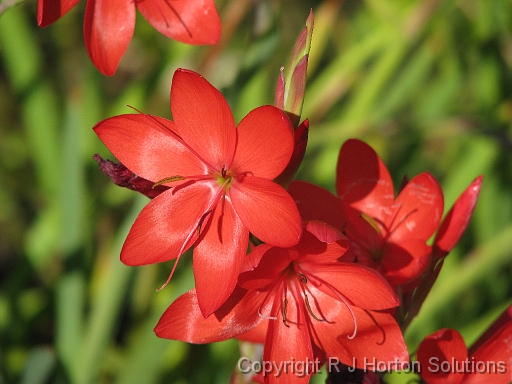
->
[416,324,512,384]
[94,69,302,317]
[155,222,409,383]
[37,0,221,75]
[336,139,444,286]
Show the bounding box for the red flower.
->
[336,139,444,285]
[416,324,512,384]
[93,69,302,317]
[155,222,409,383]
[37,0,221,75]
[288,139,444,286]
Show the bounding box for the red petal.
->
[263,289,314,384]
[84,0,135,76]
[433,175,483,260]
[303,263,399,310]
[288,181,346,230]
[295,223,349,265]
[120,180,216,265]
[417,328,467,384]
[193,198,249,317]
[469,304,512,354]
[93,114,206,182]
[390,172,444,242]
[466,322,512,384]
[170,69,236,170]
[336,139,395,225]
[340,206,383,264]
[237,319,268,344]
[310,293,408,369]
[241,243,273,273]
[154,286,265,343]
[303,220,347,245]
[37,0,80,27]
[231,106,294,180]
[230,176,302,247]
[238,247,292,290]
[137,0,220,45]
[381,240,431,285]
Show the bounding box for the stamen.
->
[307,274,358,339]
[221,166,228,179]
[304,293,326,322]
[282,298,290,327]
[360,213,382,235]
[152,175,185,188]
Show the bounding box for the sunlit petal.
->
[84,0,135,76]
[231,106,294,179]
[93,114,207,182]
[137,0,221,45]
[193,198,249,317]
[120,180,216,266]
[230,176,302,247]
[170,69,237,169]
[154,286,265,343]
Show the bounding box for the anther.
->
[221,166,228,179]
[282,298,290,327]
[304,294,325,322]
[298,273,308,284]
[360,213,382,235]
[152,175,185,188]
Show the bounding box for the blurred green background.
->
[0,0,511,383]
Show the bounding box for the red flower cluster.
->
[93,68,495,383]
[25,0,506,381]
[37,0,221,75]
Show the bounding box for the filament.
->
[307,273,358,339]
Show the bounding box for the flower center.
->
[280,266,327,328]
[216,165,233,188]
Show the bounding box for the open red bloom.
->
[94,69,302,317]
[336,139,444,285]
[155,222,409,384]
[417,324,512,384]
[289,139,444,286]
[37,0,221,75]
